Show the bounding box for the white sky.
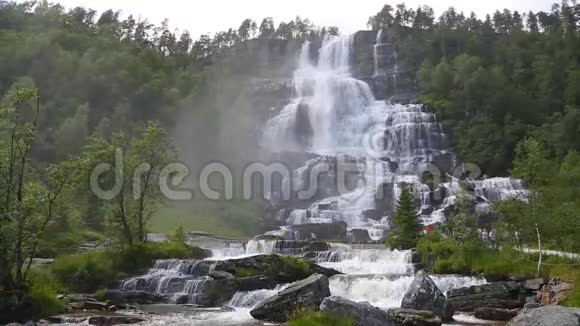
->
[48,0,554,38]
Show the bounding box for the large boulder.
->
[507,306,580,326]
[320,296,395,326]
[348,229,372,243]
[387,308,442,326]
[443,282,523,321]
[290,222,348,242]
[474,307,518,321]
[401,271,446,318]
[213,254,339,284]
[250,274,331,322]
[192,278,239,307]
[101,290,163,305]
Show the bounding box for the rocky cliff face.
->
[351,30,418,103]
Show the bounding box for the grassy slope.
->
[150,199,264,239]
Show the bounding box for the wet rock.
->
[213,254,339,284]
[387,308,442,326]
[474,307,518,321]
[87,315,146,325]
[536,279,575,305]
[193,278,239,307]
[374,182,396,216]
[443,282,523,321]
[69,301,110,311]
[401,271,446,318]
[522,278,545,292]
[209,271,235,280]
[362,209,384,221]
[174,294,189,305]
[320,296,395,326]
[348,229,372,243]
[237,276,277,291]
[250,274,331,322]
[290,222,348,242]
[507,306,580,326]
[305,241,331,252]
[318,201,338,211]
[101,290,163,305]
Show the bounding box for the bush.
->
[289,308,353,326]
[49,242,210,292]
[113,242,209,275]
[27,268,67,317]
[278,256,310,279]
[51,251,117,292]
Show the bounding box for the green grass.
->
[151,199,264,239]
[289,309,354,326]
[417,231,580,283]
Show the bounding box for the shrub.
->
[278,256,310,279]
[289,308,353,326]
[50,251,117,292]
[113,242,209,275]
[27,268,67,317]
[50,242,209,292]
[94,289,107,302]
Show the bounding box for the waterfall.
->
[373,29,384,77]
[329,274,487,309]
[228,284,288,308]
[121,259,217,303]
[316,249,413,275]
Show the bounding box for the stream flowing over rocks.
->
[42,33,542,326]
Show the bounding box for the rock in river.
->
[250,274,331,322]
[320,296,395,326]
[401,270,446,318]
[507,306,580,326]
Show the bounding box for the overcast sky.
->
[50,0,554,38]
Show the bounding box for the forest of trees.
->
[367,1,580,176]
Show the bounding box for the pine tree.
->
[388,187,422,250]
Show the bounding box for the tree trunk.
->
[536,224,542,277]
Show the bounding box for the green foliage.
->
[235,267,262,278]
[27,268,67,317]
[94,289,107,302]
[170,225,187,244]
[113,242,209,276]
[278,256,310,279]
[444,194,480,245]
[406,3,580,175]
[388,187,422,250]
[289,308,354,326]
[418,231,580,281]
[50,251,117,292]
[511,138,553,187]
[50,242,209,292]
[233,256,310,280]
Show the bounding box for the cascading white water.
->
[329,274,487,309]
[228,284,289,308]
[263,35,463,235]
[316,249,413,274]
[373,29,384,77]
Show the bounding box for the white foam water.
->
[316,249,413,275]
[330,273,487,309]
